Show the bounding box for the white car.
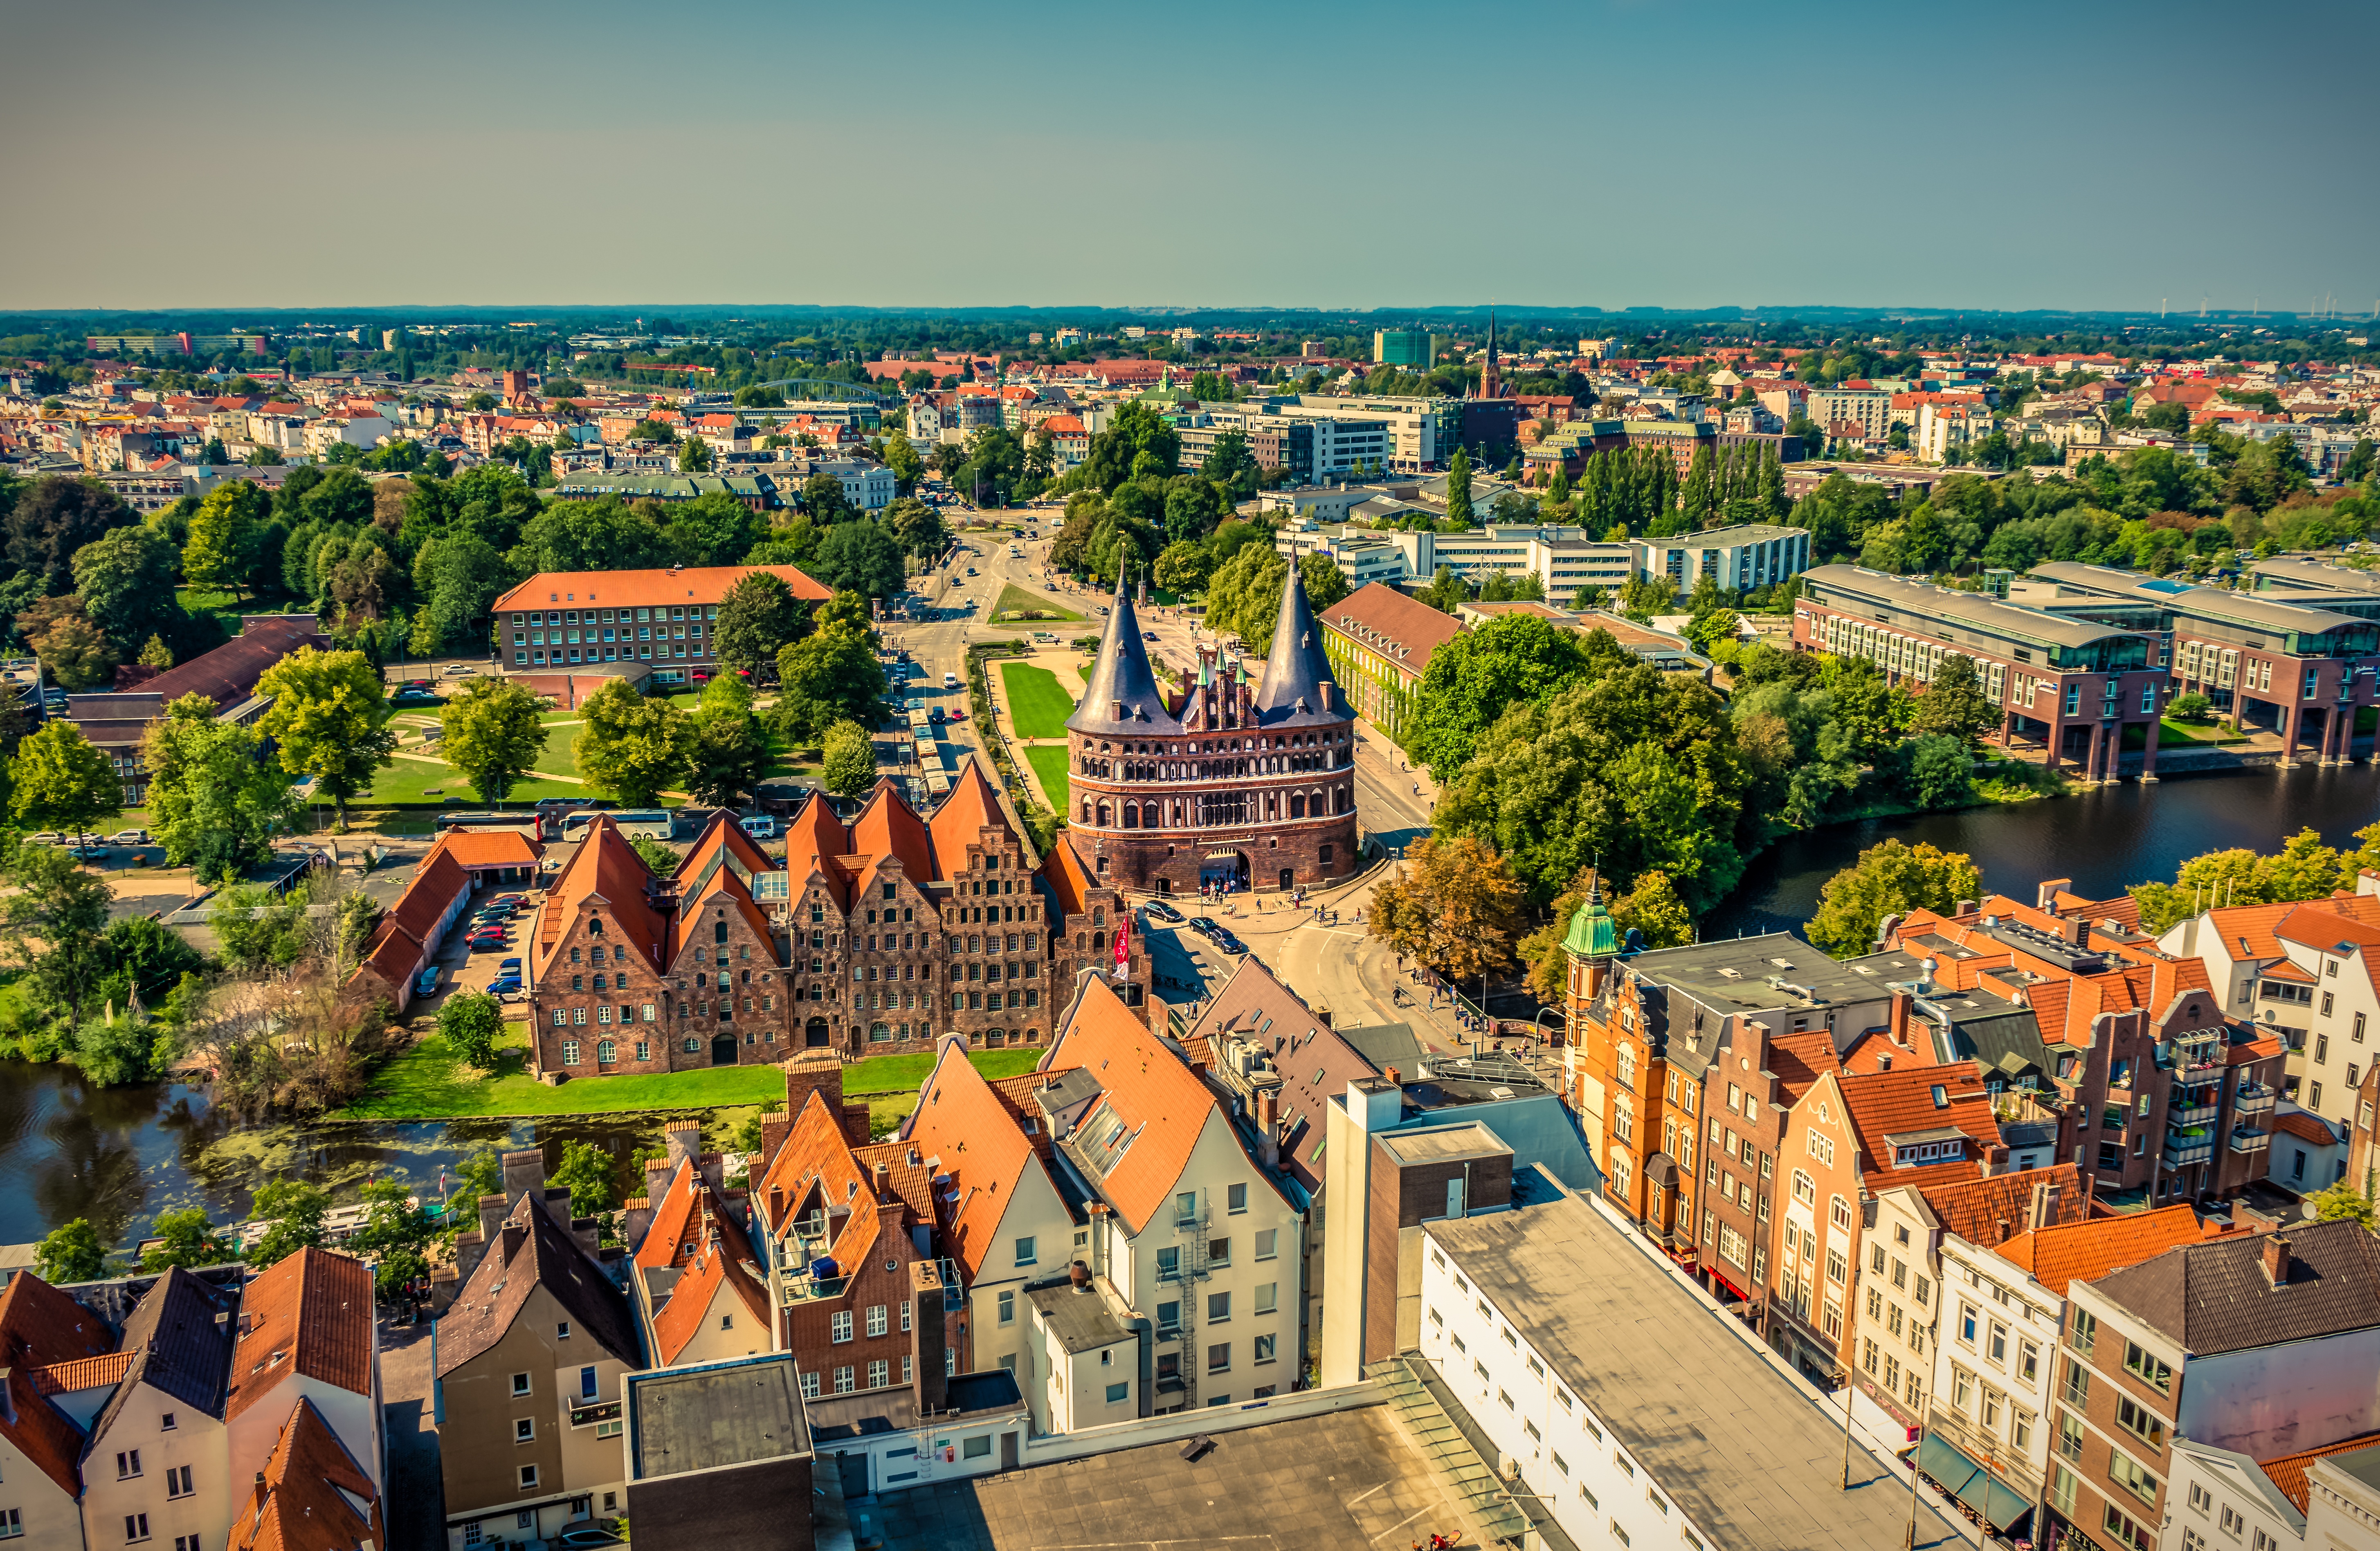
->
[943,672,959,688]
[110,829,150,845]
[442,663,477,677]
[739,814,778,840]
[22,832,63,847]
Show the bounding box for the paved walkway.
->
[381,1315,446,1551]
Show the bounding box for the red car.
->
[466,931,507,950]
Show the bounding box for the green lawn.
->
[2158,717,2248,746]
[1024,743,1071,811]
[360,758,589,808]
[334,1027,1046,1121]
[1000,662,1077,739]
[992,584,1083,623]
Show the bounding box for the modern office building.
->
[1793,565,2167,780]
[1638,523,1811,592]
[1371,330,1435,368]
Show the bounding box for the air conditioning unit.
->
[1499,1452,1522,1482]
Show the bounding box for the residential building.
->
[342,830,494,1016]
[2049,1223,2380,1551]
[1064,570,1357,896]
[222,1248,383,1514]
[2170,1432,2380,1551]
[226,1396,387,1551]
[489,563,832,681]
[434,1181,641,1549]
[1315,581,1463,742]
[2023,562,2380,766]
[66,614,331,803]
[2157,892,2380,1151]
[1416,1177,1965,1551]
[1794,565,2165,780]
[1372,330,1434,368]
[77,1266,243,1551]
[1636,522,1811,592]
[1807,387,1896,442]
[1915,400,1996,463]
[628,1133,771,1369]
[618,1354,816,1551]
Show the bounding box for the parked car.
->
[110,829,150,845]
[466,931,508,950]
[487,894,525,910]
[22,832,62,847]
[1142,899,1185,926]
[415,966,440,998]
[67,843,110,861]
[497,958,522,975]
[441,663,477,677]
[485,973,524,995]
[1188,915,1222,941]
[1212,932,1249,956]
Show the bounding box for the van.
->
[1033,632,1058,645]
[739,814,778,841]
[414,965,440,998]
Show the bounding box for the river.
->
[1708,762,2380,937]
[0,1069,674,1258]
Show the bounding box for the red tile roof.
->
[1319,582,1465,684]
[2272,1109,2342,1146]
[225,1245,375,1422]
[1992,1200,2213,1295]
[534,816,669,983]
[2259,1430,2380,1513]
[1920,1164,2088,1250]
[1040,976,1233,1234]
[434,829,542,870]
[492,564,830,614]
[926,758,1009,874]
[900,1039,1064,1281]
[27,1350,134,1396]
[0,1272,114,1497]
[638,1158,770,1364]
[1836,1065,2004,1186]
[227,1394,386,1551]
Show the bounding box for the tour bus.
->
[561,808,676,843]
[434,810,540,834]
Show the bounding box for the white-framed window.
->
[1015,1236,1037,1266]
[515,1418,534,1442]
[867,1304,888,1337]
[831,1310,853,1342]
[1255,1282,1277,1315]
[867,1359,890,1388]
[800,1370,820,1399]
[834,1366,856,1394]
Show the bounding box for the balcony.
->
[2162,1131,2216,1168]
[2234,1084,2277,1116]
[2228,1127,2272,1155]
[2166,1098,2218,1127]
[569,1399,622,1430]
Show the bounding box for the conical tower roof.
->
[1561,878,1619,960]
[1255,560,1343,728]
[1067,574,1182,737]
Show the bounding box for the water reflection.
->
[0,1061,687,1254]
[1711,764,2380,938]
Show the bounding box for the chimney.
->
[1995,1216,2012,1246]
[501,1148,545,1212]
[873,1162,893,1201]
[756,1107,794,1176]
[500,1221,528,1264]
[768,1183,784,1228]
[1888,991,1912,1050]
[1148,992,1169,1036]
[782,1050,851,1141]
[663,1122,701,1175]
[1315,1006,1333,1030]
[2263,1235,2292,1289]
[909,1260,949,1415]
[2028,1176,2062,1233]
[2065,915,2089,950]
[1384,1066,1400,1088]
[1954,899,1978,917]
[1256,1088,1281,1169]
[477,1194,508,1244]
[1069,1260,1090,1290]
[2038,879,2072,915]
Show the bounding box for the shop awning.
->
[1915,1433,2032,1533]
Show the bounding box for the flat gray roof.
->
[1618,931,1883,1014]
[2031,561,2367,635]
[627,1355,810,1479]
[1026,1282,1133,1355]
[1642,523,1805,546]
[1430,1192,1962,1551]
[2252,556,2380,596]
[1379,1122,1513,1167]
[1803,564,2135,650]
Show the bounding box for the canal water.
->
[1708,762,2380,937]
[10,765,2376,1259]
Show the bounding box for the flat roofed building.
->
[1637,522,1811,593]
[622,1354,814,1551]
[490,564,830,683]
[1418,1180,1964,1551]
[1793,564,2165,781]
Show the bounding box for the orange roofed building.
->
[524,767,1144,1075]
[489,563,831,683]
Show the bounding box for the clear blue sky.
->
[5,0,2375,314]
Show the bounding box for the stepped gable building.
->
[1064,568,1360,895]
[526,767,1143,1074]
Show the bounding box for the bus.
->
[562,809,676,843]
[434,811,540,834]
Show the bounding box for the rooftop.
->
[626,1353,810,1480]
[1615,931,1887,1016]
[1428,1189,1961,1551]
[1803,564,2144,651]
[2089,1217,2380,1356]
[1025,1280,1133,1355]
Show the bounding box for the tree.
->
[4,840,117,1026]
[1154,540,1213,596]
[665,490,766,568]
[25,607,118,690]
[71,523,180,651]
[439,991,503,1070]
[1909,653,1998,745]
[182,480,268,601]
[1079,400,1180,493]
[2126,823,2380,933]
[7,477,137,595]
[2306,1177,2374,1229]
[246,1177,332,1268]
[508,497,670,577]
[138,634,173,668]
[34,1218,106,1284]
[881,429,924,495]
[821,720,877,797]
[441,677,549,805]
[774,627,886,744]
[451,1149,506,1213]
[800,472,854,524]
[883,495,949,559]
[1445,447,1474,526]
[677,436,714,473]
[1200,430,1261,501]
[575,678,692,806]
[811,519,904,599]
[1806,840,1981,958]
[144,694,297,880]
[1407,614,1600,782]
[256,648,397,825]
[140,1208,232,1271]
[11,720,122,839]
[349,1176,432,1261]
[1903,734,1977,808]
[551,1140,622,1215]
[1367,835,1527,985]
[685,677,771,807]
[1611,870,1693,949]
[632,836,679,873]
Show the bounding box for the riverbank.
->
[329,1027,1043,1123]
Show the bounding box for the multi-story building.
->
[66,613,332,804]
[1063,571,1357,896]
[2156,889,2380,1152]
[1315,581,1463,743]
[1919,1196,2209,1542]
[1915,400,1996,463]
[526,777,1143,1070]
[899,978,1307,1426]
[1806,387,1895,442]
[2049,1222,2380,1551]
[627,1131,772,1369]
[1794,564,2166,781]
[1416,1178,1966,1551]
[2024,562,2380,766]
[2170,1432,2380,1551]
[1371,330,1434,368]
[490,562,832,680]
[435,1166,641,1549]
[1637,522,1811,593]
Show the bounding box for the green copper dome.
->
[1562,884,1618,960]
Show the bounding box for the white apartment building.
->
[1916,401,1995,463]
[1416,1180,1962,1551]
[901,982,1305,1430]
[1637,524,1812,592]
[1806,388,1895,440]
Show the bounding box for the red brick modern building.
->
[1064,569,1360,895]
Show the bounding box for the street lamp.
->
[1838,1366,1858,1490]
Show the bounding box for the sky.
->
[4,0,2377,316]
